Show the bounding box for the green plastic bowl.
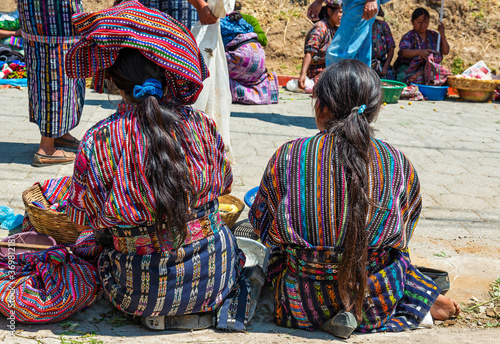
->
[381,79,407,104]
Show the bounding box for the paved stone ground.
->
[0,87,499,343]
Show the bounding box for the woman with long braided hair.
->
[249,59,460,338]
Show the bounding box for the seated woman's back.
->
[251,134,420,250]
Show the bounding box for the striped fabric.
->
[0,247,100,323]
[66,102,232,231]
[249,132,439,332]
[137,0,199,30]
[17,0,85,138]
[65,1,208,105]
[225,32,279,105]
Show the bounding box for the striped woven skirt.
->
[97,205,251,330]
[0,247,100,323]
[23,36,85,138]
[267,247,440,332]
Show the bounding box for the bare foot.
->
[37,148,68,157]
[430,294,461,320]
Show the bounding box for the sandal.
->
[141,313,213,331]
[54,137,81,151]
[32,150,76,167]
[319,310,357,339]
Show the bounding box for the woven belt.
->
[105,199,222,254]
[21,31,80,45]
[285,246,391,281]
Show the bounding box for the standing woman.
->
[298,0,342,90]
[18,0,85,167]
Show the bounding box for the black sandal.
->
[141,313,213,331]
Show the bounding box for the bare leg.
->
[38,136,66,157]
[430,294,461,320]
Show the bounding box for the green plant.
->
[433,251,447,258]
[451,57,465,75]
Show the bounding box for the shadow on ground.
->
[84,98,119,110]
[231,111,317,130]
[0,142,38,165]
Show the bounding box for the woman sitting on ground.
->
[371,6,395,79]
[64,2,253,331]
[220,5,278,105]
[298,0,342,90]
[394,7,450,85]
[249,59,460,339]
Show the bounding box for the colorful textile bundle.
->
[0,247,100,323]
[65,1,209,105]
[23,177,72,232]
[225,33,279,105]
[72,230,103,262]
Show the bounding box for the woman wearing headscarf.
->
[64,1,254,331]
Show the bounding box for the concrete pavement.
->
[0,87,499,342]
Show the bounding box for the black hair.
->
[313,60,382,320]
[412,7,430,22]
[318,3,341,21]
[228,11,243,22]
[106,48,192,249]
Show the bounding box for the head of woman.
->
[319,1,342,27]
[313,59,382,319]
[107,48,192,248]
[411,7,430,34]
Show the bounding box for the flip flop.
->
[32,150,76,167]
[54,137,81,151]
[141,314,213,331]
[320,310,357,339]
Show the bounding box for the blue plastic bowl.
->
[412,83,449,101]
[244,187,259,208]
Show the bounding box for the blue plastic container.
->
[412,83,449,101]
[244,187,259,208]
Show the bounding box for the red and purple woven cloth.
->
[65,1,209,104]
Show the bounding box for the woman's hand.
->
[298,73,307,89]
[419,49,434,59]
[307,0,324,21]
[380,66,388,76]
[438,22,445,36]
[362,0,378,20]
[198,5,218,25]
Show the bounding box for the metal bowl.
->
[236,237,269,272]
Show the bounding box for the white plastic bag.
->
[191,0,236,162]
[286,77,314,93]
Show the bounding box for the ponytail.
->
[107,48,192,248]
[313,60,382,320]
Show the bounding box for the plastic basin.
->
[381,79,406,103]
[412,83,449,101]
[0,232,56,258]
[244,187,259,208]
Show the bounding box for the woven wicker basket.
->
[447,76,500,102]
[218,194,245,229]
[22,184,80,244]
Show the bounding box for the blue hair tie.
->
[358,104,367,114]
[133,78,164,100]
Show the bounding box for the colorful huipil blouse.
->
[249,132,440,332]
[17,0,85,138]
[65,103,250,328]
[66,103,232,228]
[371,19,395,61]
[395,29,442,69]
[304,19,338,80]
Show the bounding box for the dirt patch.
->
[2,0,499,75]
